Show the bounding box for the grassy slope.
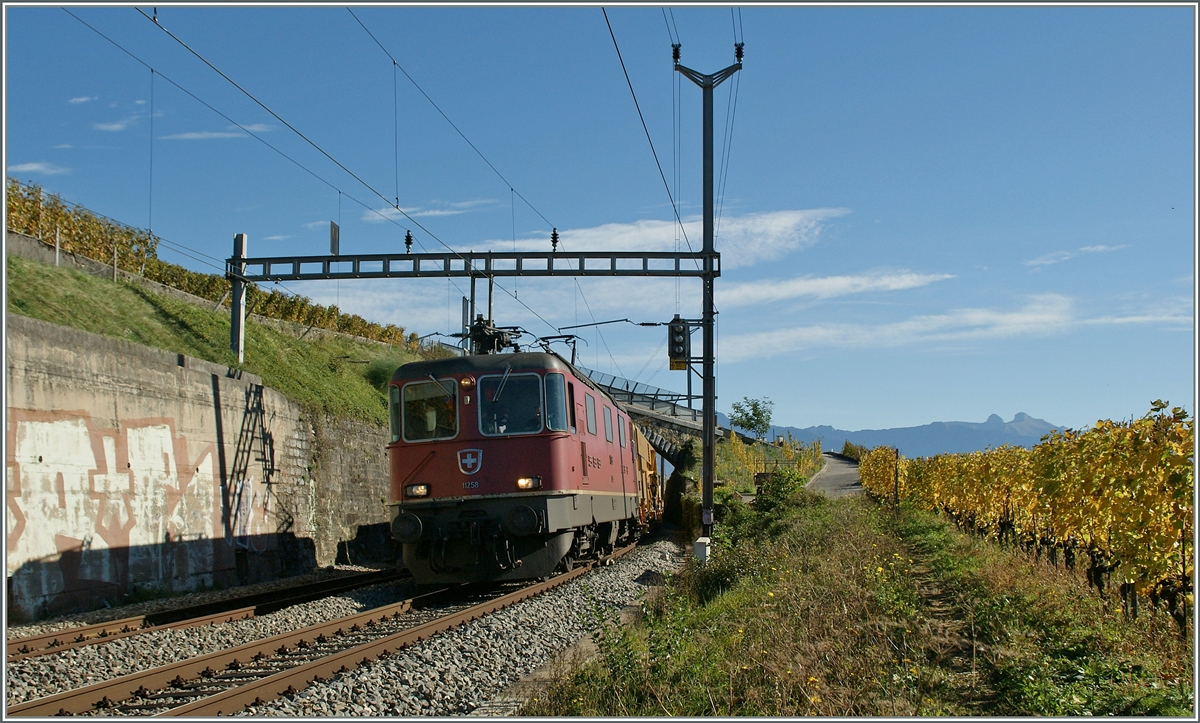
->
[525,480,1193,716]
[6,254,421,425]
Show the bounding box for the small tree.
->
[730,396,774,441]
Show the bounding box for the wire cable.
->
[601,7,695,259]
[130,7,559,334]
[346,7,555,231]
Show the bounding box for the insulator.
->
[735,42,744,63]
[404,230,413,254]
[551,228,559,253]
[672,43,681,64]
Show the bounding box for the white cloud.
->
[7,162,70,176]
[68,96,97,105]
[53,144,73,149]
[93,116,139,131]
[1024,244,1128,267]
[134,99,146,105]
[159,130,246,140]
[1024,250,1074,266]
[264,235,292,241]
[719,270,955,307]
[237,123,273,133]
[465,208,850,269]
[362,198,495,223]
[721,294,1076,361]
[303,220,331,230]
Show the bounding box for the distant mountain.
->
[717,411,1061,459]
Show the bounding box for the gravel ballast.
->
[5,577,416,707]
[237,539,684,717]
[5,539,684,715]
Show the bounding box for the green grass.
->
[6,254,424,425]
[524,488,1194,716]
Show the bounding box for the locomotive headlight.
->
[405,483,430,498]
[516,476,542,490]
[460,375,475,388]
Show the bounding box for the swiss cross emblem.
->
[457,449,483,475]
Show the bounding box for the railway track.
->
[6,568,409,663]
[7,546,634,717]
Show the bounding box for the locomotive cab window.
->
[479,372,543,436]
[567,383,577,433]
[603,406,613,442]
[545,373,569,432]
[585,393,597,435]
[388,385,402,443]
[402,379,458,442]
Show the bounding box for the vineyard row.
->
[6,178,417,348]
[858,401,1193,630]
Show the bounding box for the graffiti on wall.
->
[5,408,274,611]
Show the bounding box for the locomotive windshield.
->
[479,373,543,436]
[544,373,569,432]
[401,379,458,442]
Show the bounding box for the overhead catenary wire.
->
[63,9,476,325]
[348,7,629,354]
[130,7,559,335]
[346,8,555,232]
[601,7,695,260]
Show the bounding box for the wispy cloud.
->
[159,130,245,140]
[68,95,97,105]
[264,234,292,241]
[719,270,955,307]
[53,144,73,149]
[93,115,139,132]
[1024,244,1128,267]
[721,294,1076,361]
[303,220,331,230]
[466,209,850,269]
[362,198,495,222]
[7,162,70,176]
[239,123,272,133]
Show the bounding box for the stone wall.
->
[4,314,392,619]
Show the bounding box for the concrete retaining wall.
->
[5,314,393,620]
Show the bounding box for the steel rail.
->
[6,545,637,717]
[5,607,256,664]
[6,568,407,662]
[5,591,425,717]
[166,545,637,717]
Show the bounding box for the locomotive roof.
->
[392,352,571,380]
[391,351,618,407]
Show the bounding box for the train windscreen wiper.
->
[428,374,453,399]
[493,365,513,402]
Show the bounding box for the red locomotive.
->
[387,349,663,585]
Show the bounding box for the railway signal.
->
[667,315,690,370]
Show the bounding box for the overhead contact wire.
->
[601,7,695,262]
[132,7,555,334]
[346,8,555,231]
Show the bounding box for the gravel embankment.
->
[5,576,416,707]
[5,565,383,641]
[5,540,684,715]
[238,539,684,717]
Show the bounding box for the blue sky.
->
[4,4,1195,432]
